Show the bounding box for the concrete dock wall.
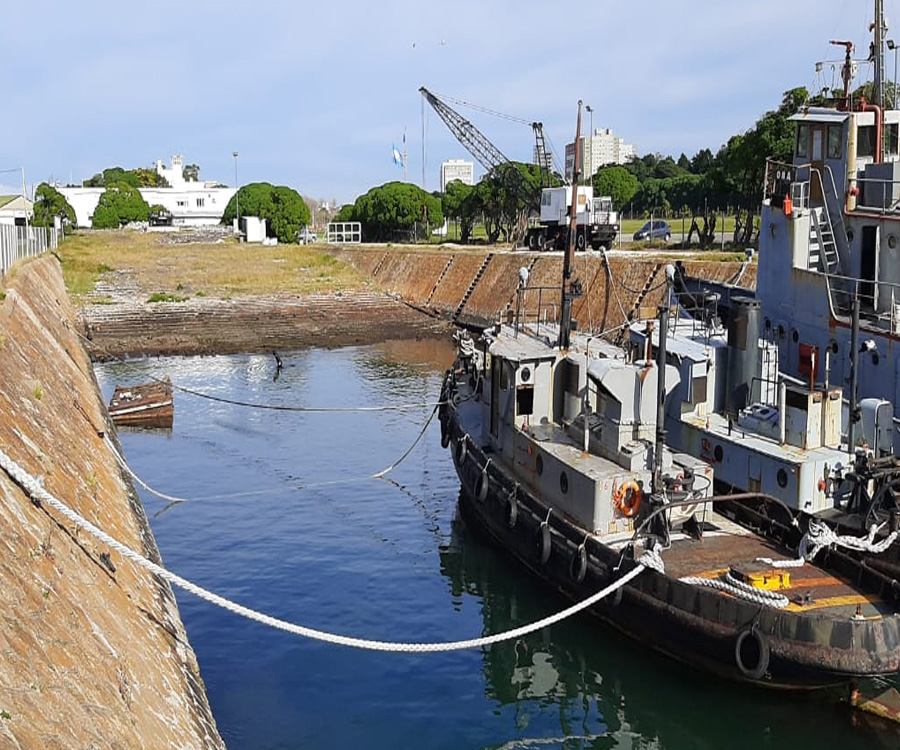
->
[0,257,224,748]
[331,247,756,331]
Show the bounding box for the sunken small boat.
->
[108,377,174,429]
[439,102,900,689]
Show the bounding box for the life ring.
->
[475,463,490,503]
[535,521,551,565]
[735,626,770,680]
[454,436,468,466]
[614,480,642,517]
[570,543,587,583]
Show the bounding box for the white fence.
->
[0,225,59,277]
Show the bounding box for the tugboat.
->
[440,102,900,688]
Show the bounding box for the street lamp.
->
[584,104,593,185]
[888,40,898,110]
[232,151,239,235]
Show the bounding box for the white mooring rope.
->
[0,446,646,653]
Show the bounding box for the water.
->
[93,343,898,750]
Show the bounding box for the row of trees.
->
[29,85,805,243]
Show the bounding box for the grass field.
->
[57,230,369,303]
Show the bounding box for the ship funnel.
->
[725,297,761,416]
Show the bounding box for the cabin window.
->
[886,124,899,157]
[857,125,877,158]
[516,386,534,417]
[796,124,810,158]
[827,125,843,159]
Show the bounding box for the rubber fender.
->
[735,626,770,680]
[475,466,489,503]
[440,418,450,449]
[570,543,587,583]
[536,521,551,565]
[454,436,467,466]
[505,492,518,528]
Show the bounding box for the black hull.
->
[443,410,900,690]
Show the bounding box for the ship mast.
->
[558,101,584,350]
[874,0,885,107]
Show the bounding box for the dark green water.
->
[94,342,898,750]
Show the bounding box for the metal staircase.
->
[809,206,841,275]
[453,253,494,322]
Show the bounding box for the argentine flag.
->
[392,143,403,168]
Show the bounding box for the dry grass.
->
[58,230,371,302]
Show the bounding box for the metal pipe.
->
[777,379,786,441]
[558,101,584,351]
[652,304,669,496]
[849,293,860,454]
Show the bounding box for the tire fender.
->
[735,626,770,680]
[570,542,588,583]
[454,436,468,467]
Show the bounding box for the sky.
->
[0,0,894,206]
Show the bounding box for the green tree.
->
[84,166,168,188]
[91,183,150,228]
[591,167,639,209]
[182,163,200,182]
[346,182,443,242]
[32,183,76,228]
[222,182,311,243]
[441,179,478,243]
[474,161,542,243]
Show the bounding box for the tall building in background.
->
[440,159,475,191]
[565,128,636,179]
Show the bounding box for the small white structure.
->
[325,221,362,244]
[58,155,236,228]
[0,195,33,226]
[241,216,267,243]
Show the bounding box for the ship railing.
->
[852,174,900,215]
[513,285,560,337]
[821,270,900,331]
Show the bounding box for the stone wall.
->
[0,256,224,748]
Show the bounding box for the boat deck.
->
[655,513,890,619]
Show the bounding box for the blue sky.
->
[0,0,892,206]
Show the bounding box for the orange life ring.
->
[614,479,642,517]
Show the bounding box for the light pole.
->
[584,105,593,185]
[888,40,898,110]
[232,151,239,235]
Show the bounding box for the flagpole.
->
[403,128,408,183]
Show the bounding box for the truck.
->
[525,185,619,251]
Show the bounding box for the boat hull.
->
[443,396,900,689]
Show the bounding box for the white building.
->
[565,128,637,179]
[59,155,236,228]
[440,159,474,191]
[0,196,33,226]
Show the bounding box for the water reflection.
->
[439,500,900,750]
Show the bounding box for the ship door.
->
[861,225,878,311]
[809,125,826,206]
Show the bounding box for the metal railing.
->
[512,285,559,336]
[0,225,58,277]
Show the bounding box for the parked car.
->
[633,220,671,242]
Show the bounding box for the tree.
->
[441,179,478,243]
[591,167,638,209]
[221,182,311,243]
[346,182,443,242]
[32,183,76,228]
[83,166,168,188]
[473,161,542,243]
[91,183,150,228]
[182,163,200,182]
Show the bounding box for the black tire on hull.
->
[735,626,770,680]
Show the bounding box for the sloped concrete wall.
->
[0,256,224,748]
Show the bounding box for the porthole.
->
[520,366,532,383]
[777,468,788,488]
[559,471,569,494]
[714,445,724,463]
[791,329,799,343]
[847,229,854,243]
[890,235,898,249]
[536,454,544,476]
